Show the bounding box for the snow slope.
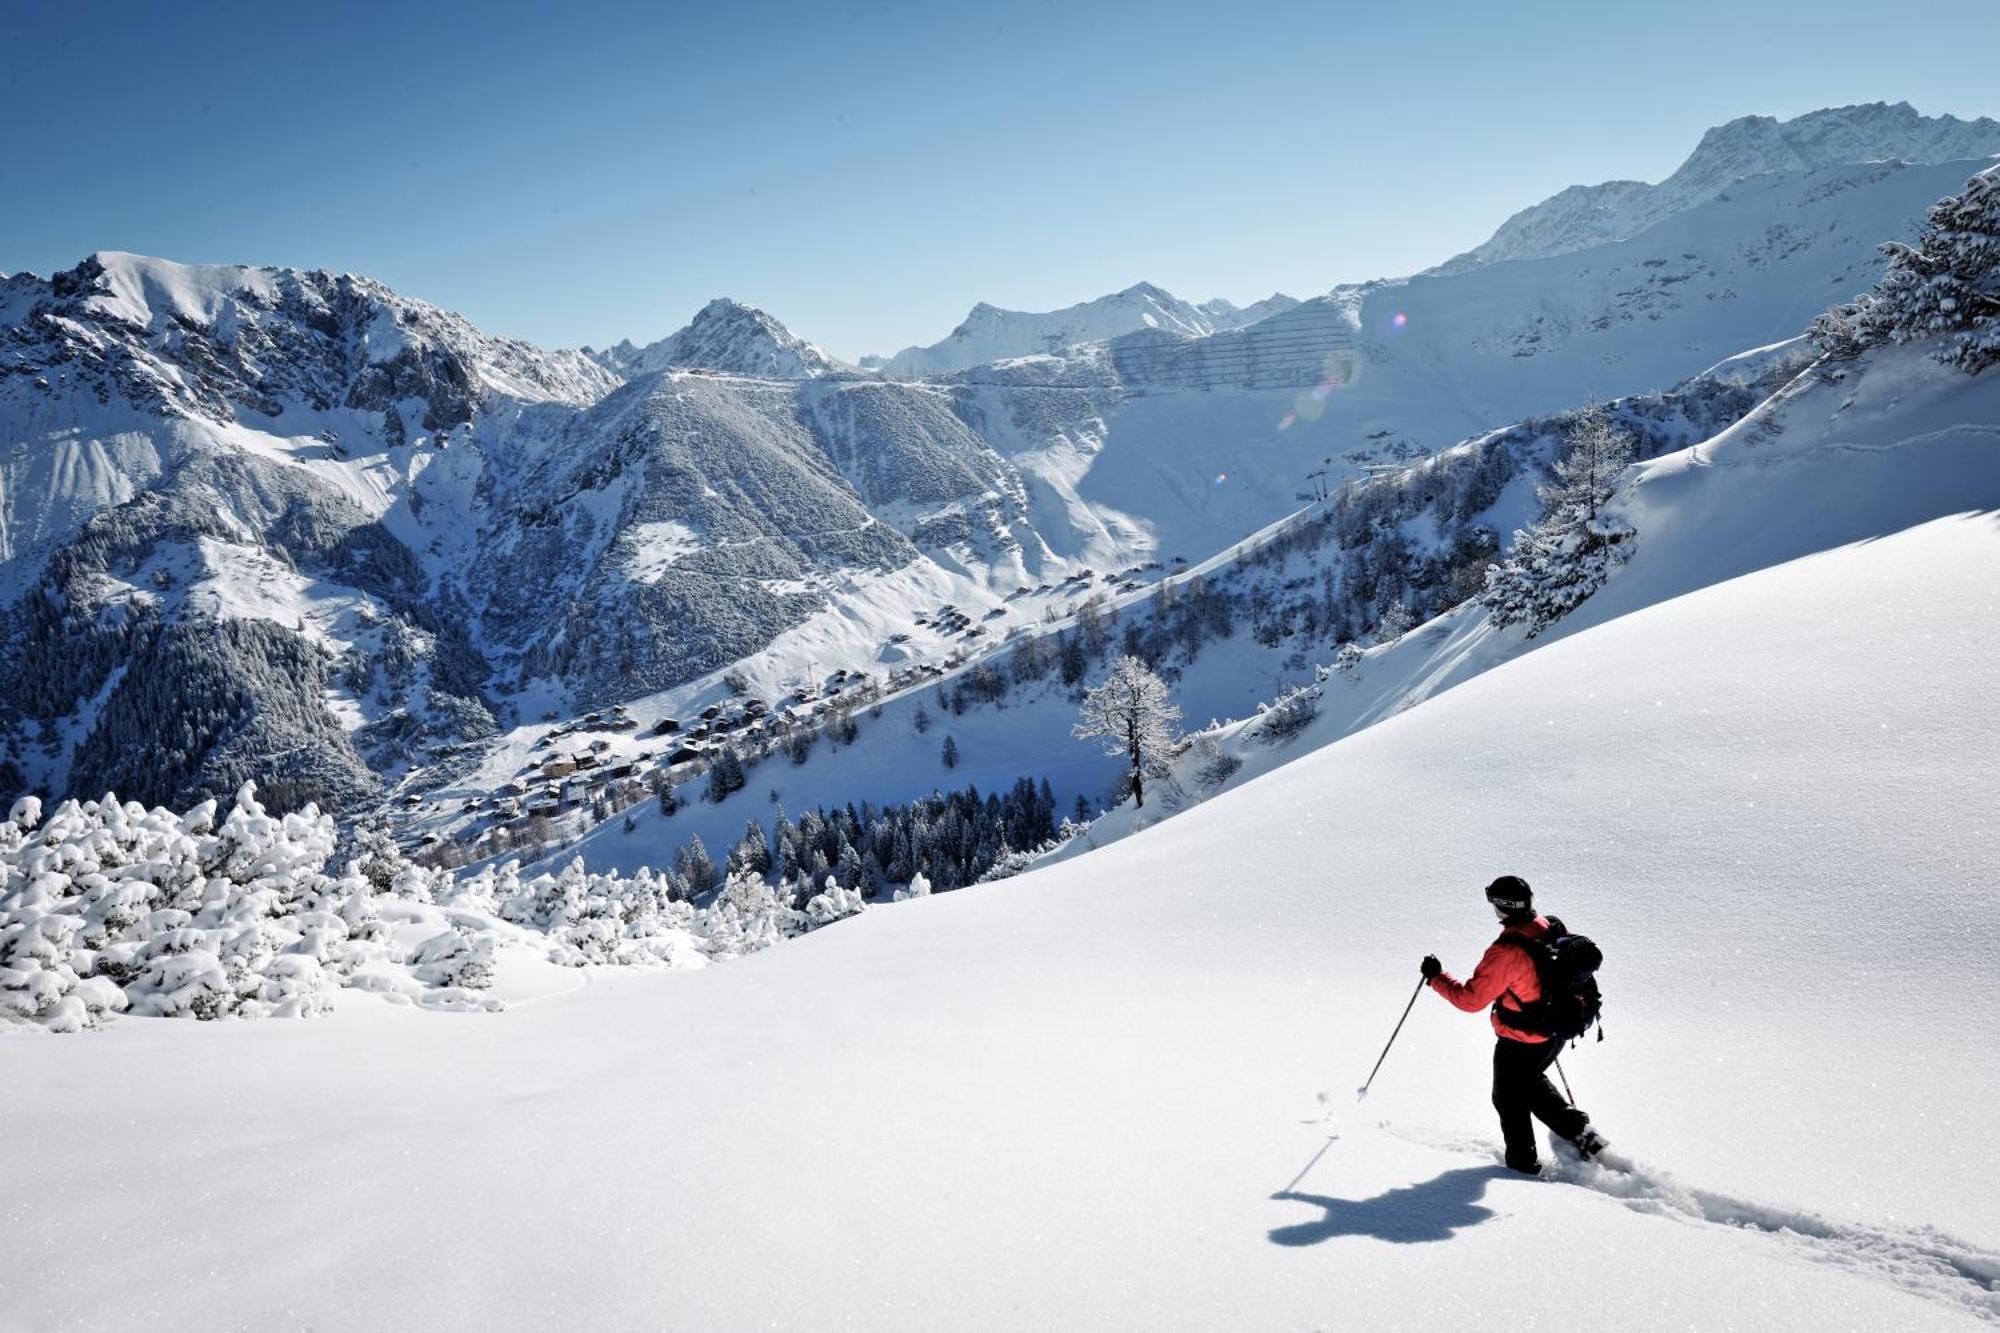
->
[1435,101,2000,274]
[1065,339,2000,865]
[7,492,1996,1330]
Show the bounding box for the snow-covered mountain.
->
[5,115,1993,832]
[0,255,1068,811]
[9,331,1997,1328]
[862,282,1299,377]
[586,297,853,379]
[1434,101,2000,274]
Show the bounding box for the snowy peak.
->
[1437,102,2000,274]
[592,299,850,380]
[1667,102,2000,197]
[71,250,286,328]
[1198,293,1302,328]
[863,282,1298,378]
[24,250,621,419]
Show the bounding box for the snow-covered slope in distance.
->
[1066,337,2000,861]
[8,468,1995,1330]
[1435,101,2000,274]
[964,154,1992,578]
[863,281,1298,377]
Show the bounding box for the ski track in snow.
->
[1333,1110,2000,1323]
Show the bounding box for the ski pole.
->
[1554,1055,1575,1105]
[1356,975,1427,1101]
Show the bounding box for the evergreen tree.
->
[705,746,747,802]
[1813,164,2000,373]
[676,833,720,897]
[941,735,958,769]
[728,819,771,877]
[1481,401,1637,636]
[1376,598,1416,645]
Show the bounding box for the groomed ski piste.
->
[7,343,1999,1330]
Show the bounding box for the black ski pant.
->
[1493,1036,1589,1167]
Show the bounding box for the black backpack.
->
[1505,916,1604,1043]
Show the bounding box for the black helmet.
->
[1484,875,1533,913]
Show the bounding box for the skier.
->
[1421,875,1609,1175]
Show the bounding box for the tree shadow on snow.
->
[1268,1166,1509,1247]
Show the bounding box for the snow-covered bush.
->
[1,784,714,1031]
[701,870,797,958]
[0,784,358,1028]
[1812,164,2000,374]
[3,770,1075,1034]
[804,874,866,928]
[1256,685,1320,744]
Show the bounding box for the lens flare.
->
[1391,312,1408,329]
[1277,413,1297,431]
[1215,471,1229,484]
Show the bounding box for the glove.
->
[1420,954,1442,981]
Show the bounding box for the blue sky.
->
[4,0,1997,359]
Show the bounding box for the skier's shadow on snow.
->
[1268,1166,1509,1246]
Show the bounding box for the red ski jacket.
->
[1429,916,1549,1043]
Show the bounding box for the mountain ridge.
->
[1433,101,2000,274]
[862,281,1300,377]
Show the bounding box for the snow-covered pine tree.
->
[1481,400,1637,636]
[676,834,720,897]
[728,819,771,877]
[1375,598,1416,645]
[941,735,958,769]
[1813,164,2000,373]
[1073,656,1182,808]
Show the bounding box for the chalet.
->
[602,761,636,781]
[700,704,724,721]
[573,752,599,770]
[666,746,704,766]
[652,717,681,735]
[588,738,611,753]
